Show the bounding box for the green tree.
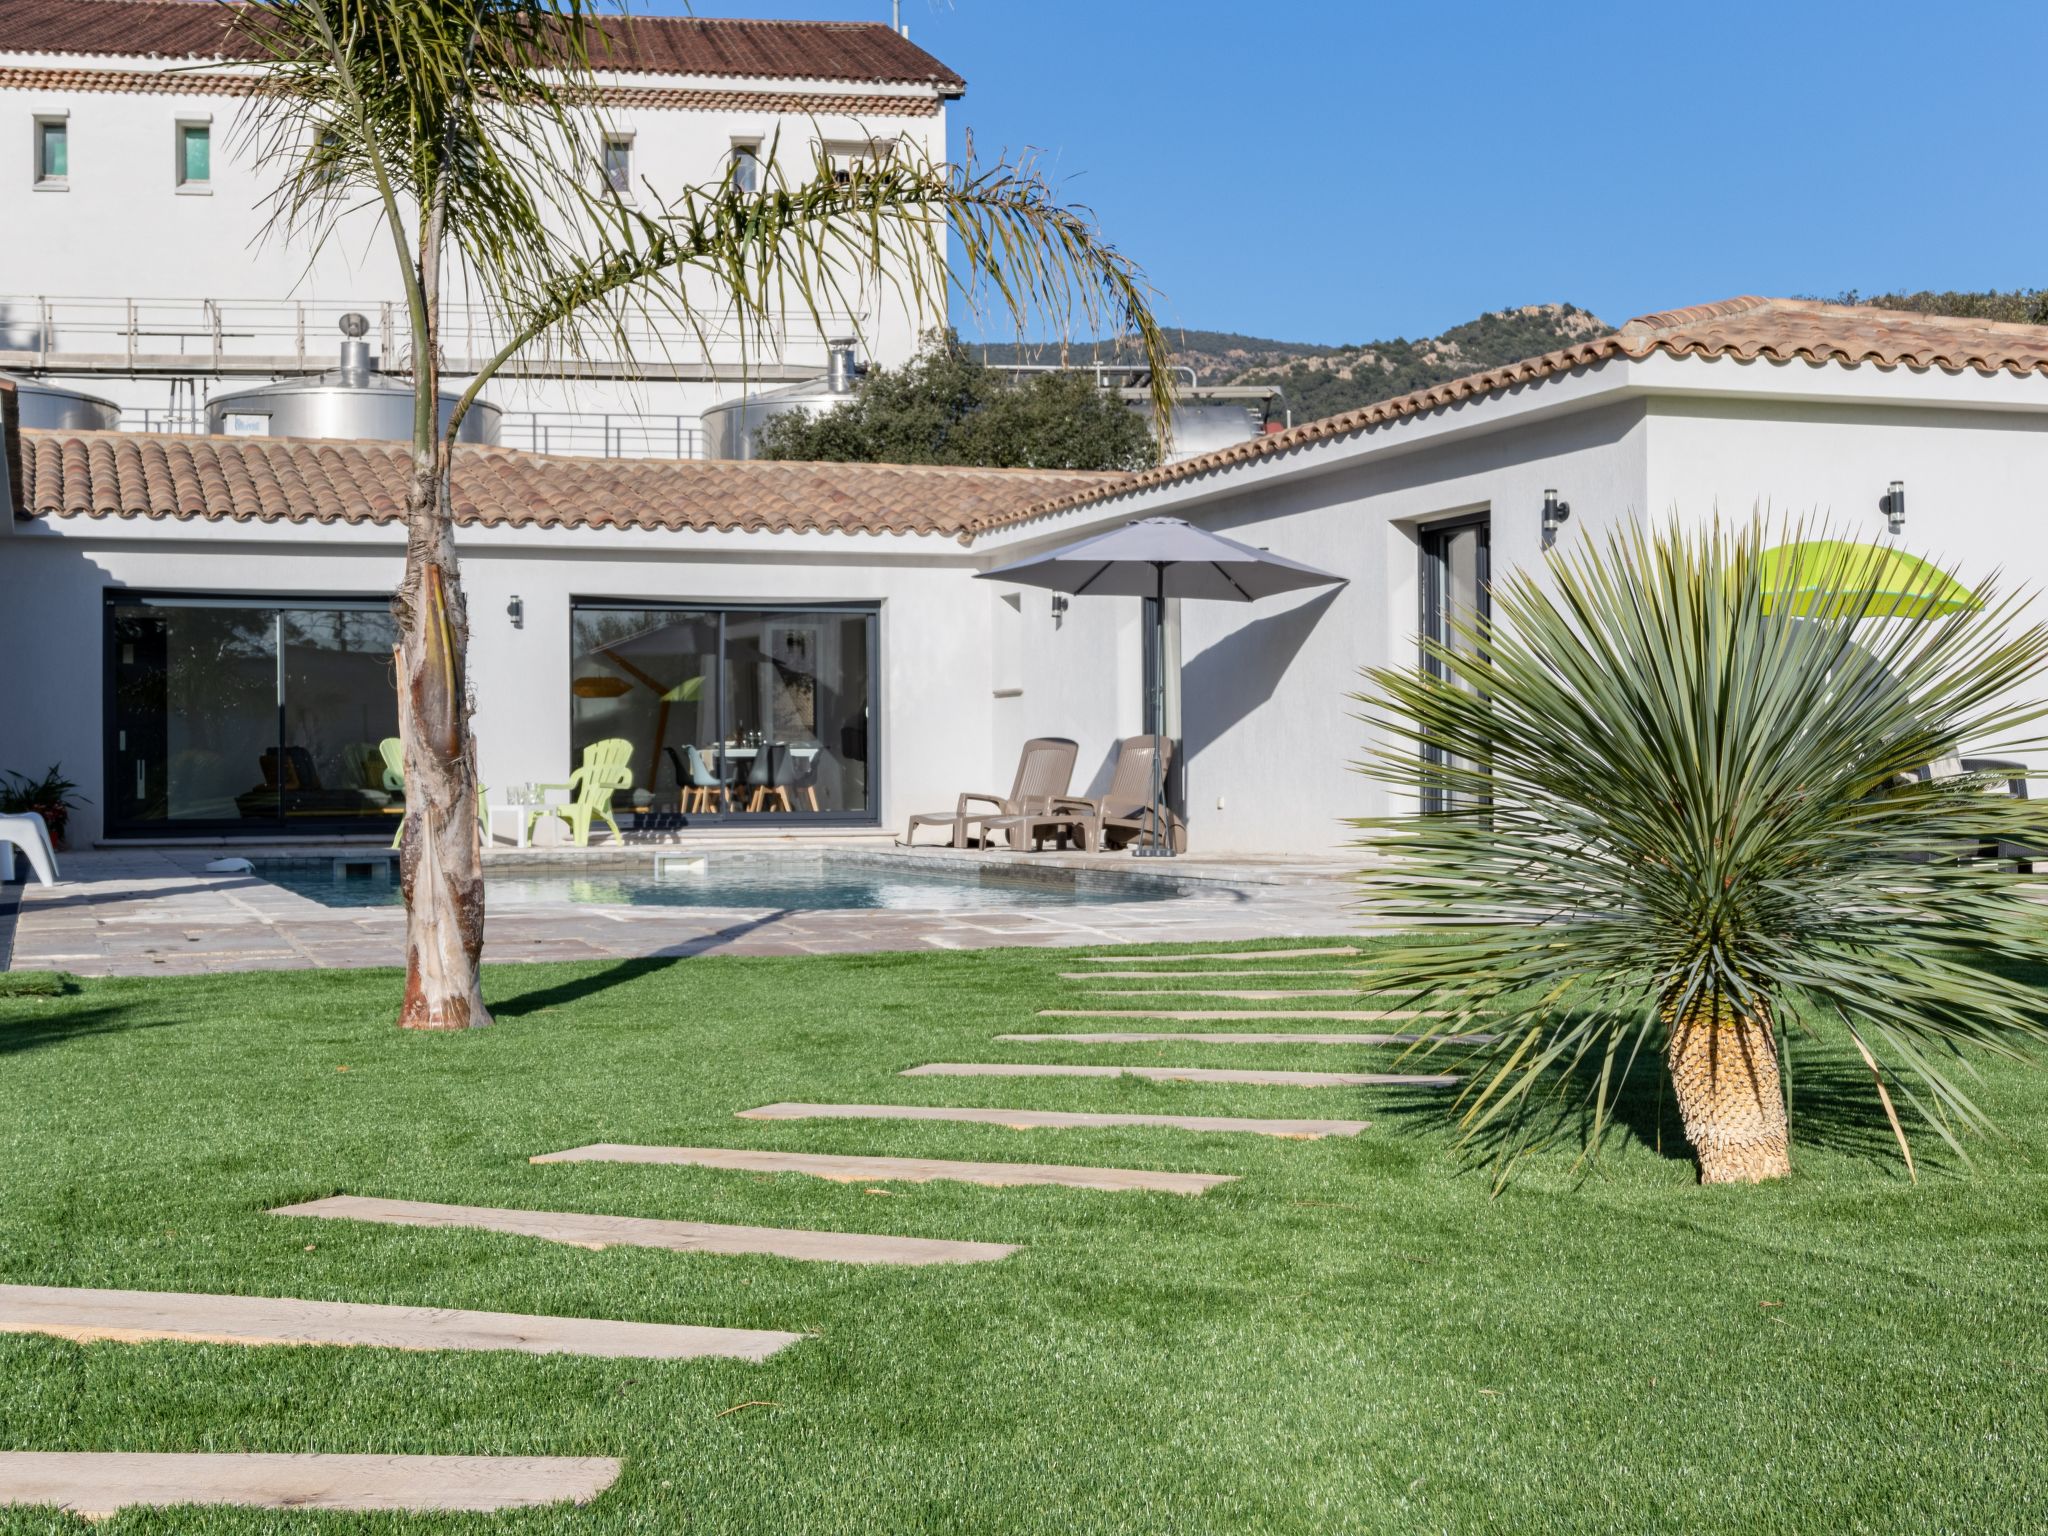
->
[758,331,1160,471]
[244,0,1173,1029]
[1356,521,2048,1184]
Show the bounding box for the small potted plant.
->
[1,765,87,851]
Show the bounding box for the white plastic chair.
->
[0,812,58,887]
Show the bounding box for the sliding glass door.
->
[107,595,400,835]
[570,602,876,823]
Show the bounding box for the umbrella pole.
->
[1136,560,1174,858]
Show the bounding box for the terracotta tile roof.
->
[0,0,964,89]
[10,428,1116,540]
[0,64,940,116]
[980,296,2048,533]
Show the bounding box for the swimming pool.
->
[251,854,1193,913]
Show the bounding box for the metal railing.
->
[497,412,704,459]
[115,403,707,461]
[0,294,863,379]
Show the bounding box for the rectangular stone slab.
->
[0,1452,620,1519]
[1000,1030,1492,1046]
[1085,989,1362,1000]
[269,1195,1015,1267]
[0,1284,799,1362]
[1040,1009,1442,1021]
[1077,947,1360,962]
[533,1144,1235,1196]
[1061,970,1377,979]
[738,1102,1368,1138]
[902,1062,1457,1088]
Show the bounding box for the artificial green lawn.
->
[1,941,2045,1534]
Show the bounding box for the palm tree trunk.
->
[393,457,491,1030]
[1664,994,1790,1183]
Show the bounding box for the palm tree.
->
[237,0,1175,1029]
[1356,520,2048,1184]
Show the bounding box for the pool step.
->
[0,1452,620,1520]
[902,1063,1456,1089]
[738,1103,1368,1139]
[533,1144,1234,1196]
[0,1284,798,1362]
[269,1195,1015,1267]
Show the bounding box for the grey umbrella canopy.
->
[977,517,1345,855]
[980,517,1347,601]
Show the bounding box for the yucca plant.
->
[1356,519,2048,1184]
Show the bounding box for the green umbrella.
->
[1757,541,1983,619]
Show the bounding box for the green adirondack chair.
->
[529,737,633,847]
[381,737,489,849]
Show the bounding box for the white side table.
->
[487,804,533,849]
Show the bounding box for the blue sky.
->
[642,0,2044,344]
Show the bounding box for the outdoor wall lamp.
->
[1883,481,1906,535]
[1541,488,1572,549]
[507,595,525,629]
[1051,593,1070,625]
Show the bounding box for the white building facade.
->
[5,296,2046,855]
[0,0,960,452]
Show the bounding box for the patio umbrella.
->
[1758,541,1982,618]
[977,517,1346,856]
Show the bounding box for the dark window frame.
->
[569,597,881,829]
[1417,513,1492,816]
[103,589,399,839]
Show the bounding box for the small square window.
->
[730,141,760,194]
[178,123,210,186]
[602,135,632,195]
[34,117,67,185]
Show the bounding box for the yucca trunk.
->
[1664,995,1790,1183]
[393,462,490,1030]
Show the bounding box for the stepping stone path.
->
[739,1102,1368,1138]
[902,1063,1457,1089]
[534,1144,1235,1196]
[1085,988,1362,1000]
[271,1195,1015,1267]
[1041,1009,1443,1022]
[1000,1030,1492,1046]
[0,1284,798,1362]
[0,1451,619,1520]
[1078,947,1361,962]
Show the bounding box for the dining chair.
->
[745,743,794,812]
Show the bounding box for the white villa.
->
[5,295,2048,854]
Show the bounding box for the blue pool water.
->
[253,855,1189,913]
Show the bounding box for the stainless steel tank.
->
[1156,401,1262,462]
[205,314,500,445]
[2,375,122,431]
[700,338,862,460]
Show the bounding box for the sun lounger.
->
[901,737,1077,848]
[988,734,1184,853]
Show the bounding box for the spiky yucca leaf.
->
[1355,519,2048,1179]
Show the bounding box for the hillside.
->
[973,304,1613,423]
[1831,288,2048,325]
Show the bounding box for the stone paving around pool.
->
[8,839,1364,977]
